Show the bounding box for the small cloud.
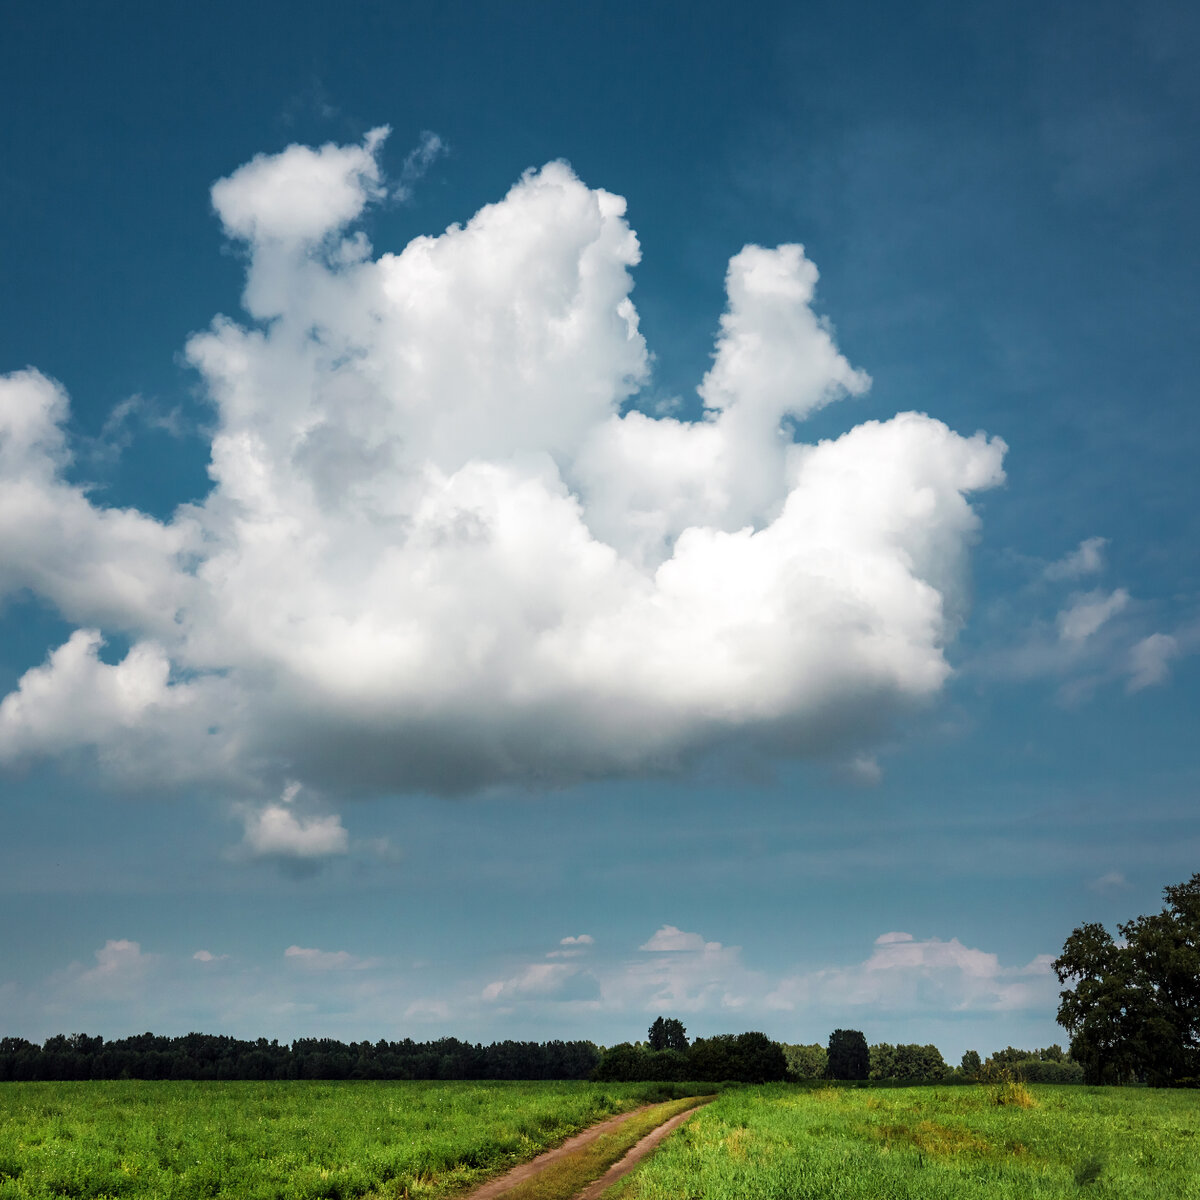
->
[548,933,595,959]
[1045,537,1107,581]
[639,925,712,953]
[482,962,600,1004]
[611,926,754,1013]
[1057,588,1129,643]
[235,783,349,865]
[395,131,448,201]
[874,931,915,945]
[1126,633,1179,692]
[192,949,228,963]
[404,998,450,1021]
[87,394,190,465]
[79,939,154,985]
[838,753,883,786]
[284,945,379,971]
[1089,871,1129,892]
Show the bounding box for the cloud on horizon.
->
[0,127,1007,806]
[4,924,1059,1045]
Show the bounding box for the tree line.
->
[0,1034,601,1082]
[595,1022,1083,1085]
[782,1033,1081,1084]
[593,1029,788,1083]
[0,1025,1084,1085]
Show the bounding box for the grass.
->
[604,1083,1200,1199]
[0,1079,701,1200]
[497,1095,708,1200]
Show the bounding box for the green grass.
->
[0,1079,700,1200]
[605,1083,1200,1199]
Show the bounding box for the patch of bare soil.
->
[461,1100,711,1200]
[462,1106,656,1200]
[574,1102,709,1199]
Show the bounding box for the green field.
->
[3,1080,1198,1200]
[0,1079,696,1200]
[608,1082,1200,1199]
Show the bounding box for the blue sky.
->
[1,0,1197,1060]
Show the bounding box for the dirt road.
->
[462,1098,711,1199]
[574,1101,708,1198]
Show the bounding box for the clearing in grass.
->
[0,1078,702,1200]
[606,1082,1200,1200]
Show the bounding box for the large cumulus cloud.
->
[0,128,1006,799]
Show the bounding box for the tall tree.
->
[662,1018,688,1052]
[826,1029,869,1080]
[1054,872,1200,1086]
[647,1016,668,1051]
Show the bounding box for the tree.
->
[687,1032,787,1083]
[869,1043,947,1082]
[782,1043,827,1080]
[1054,872,1200,1086]
[663,1018,689,1052]
[647,1017,668,1051]
[826,1029,869,1080]
[960,1050,981,1079]
[647,1016,688,1053]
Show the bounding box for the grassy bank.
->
[606,1082,1200,1199]
[0,1079,701,1200]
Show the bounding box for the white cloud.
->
[1126,632,1179,691]
[237,787,349,861]
[0,131,1007,803]
[1089,870,1129,892]
[1044,536,1107,581]
[283,945,378,971]
[548,933,595,958]
[1057,588,1130,643]
[976,562,1192,703]
[766,933,1056,1014]
[396,131,447,200]
[210,127,389,244]
[607,926,761,1013]
[482,962,600,1003]
[192,950,228,963]
[639,925,712,953]
[82,939,154,983]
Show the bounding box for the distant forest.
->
[0,1028,1083,1085]
[0,1034,602,1082]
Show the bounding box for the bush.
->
[868,1043,948,1082]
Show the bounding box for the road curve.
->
[461,1098,711,1200]
[574,1100,710,1198]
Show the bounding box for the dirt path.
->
[462,1099,710,1200]
[573,1101,709,1198]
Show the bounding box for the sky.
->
[1,0,1197,1061]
